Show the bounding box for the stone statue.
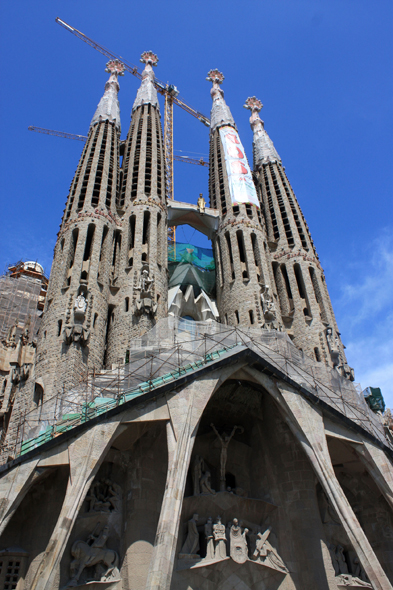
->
[204,517,215,561]
[229,518,249,564]
[86,479,121,513]
[197,193,206,214]
[104,478,122,512]
[192,455,204,495]
[353,557,369,583]
[252,527,287,572]
[261,285,277,321]
[74,293,87,314]
[180,514,199,556]
[336,544,349,574]
[210,423,244,491]
[200,470,216,495]
[136,268,154,294]
[326,326,340,366]
[68,525,119,587]
[213,516,227,560]
[328,543,340,576]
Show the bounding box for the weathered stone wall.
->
[105,103,168,367]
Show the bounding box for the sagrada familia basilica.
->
[0,51,392,590]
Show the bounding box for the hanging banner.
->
[219,126,260,209]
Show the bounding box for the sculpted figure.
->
[197,193,206,214]
[261,285,277,321]
[213,516,227,560]
[180,514,199,556]
[336,544,349,574]
[252,527,288,572]
[192,455,204,495]
[229,518,248,564]
[68,525,119,587]
[326,326,340,365]
[200,471,216,495]
[137,268,154,294]
[204,517,215,560]
[104,479,122,512]
[210,423,244,491]
[74,293,87,314]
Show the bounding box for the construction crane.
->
[55,18,210,203]
[28,126,209,167]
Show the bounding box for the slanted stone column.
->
[351,440,393,512]
[30,420,123,590]
[0,457,41,536]
[244,367,392,590]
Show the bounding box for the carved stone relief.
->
[65,524,120,588]
[86,478,122,513]
[178,513,287,574]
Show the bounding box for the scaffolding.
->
[8,318,391,462]
[0,262,48,341]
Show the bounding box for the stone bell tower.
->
[34,59,125,399]
[104,52,168,367]
[207,70,278,329]
[247,96,353,375]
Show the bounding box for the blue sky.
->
[0,1,392,404]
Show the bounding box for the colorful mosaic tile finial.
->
[206,69,225,85]
[105,59,125,76]
[140,51,159,67]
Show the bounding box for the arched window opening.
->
[294,263,312,318]
[57,320,62,337]
[236,230,249,280]
[125,297,129,312]
[225,233,235,280]
[34,383,44,406]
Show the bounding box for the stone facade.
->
[0,60,391,590]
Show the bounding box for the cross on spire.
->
[140,51,159,67]
[105,59,125,76]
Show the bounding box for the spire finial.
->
[245,96,280,165]
[132,51,160,112]
[206,69,235,131]
[244,96,264,128]
[90,60,124,131]
[140,51,159,67]
[105,59,125,76]
[206,69,225,87]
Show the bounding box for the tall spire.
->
[206,69,235,131]
[90,59,124,131]
[132,51,160,112]
[244,96,280,166]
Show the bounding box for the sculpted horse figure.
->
[68,526,119,587]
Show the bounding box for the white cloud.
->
[334,230,393,408]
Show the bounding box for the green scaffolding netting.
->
[168,242,215,270]
[168,242,216,297]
